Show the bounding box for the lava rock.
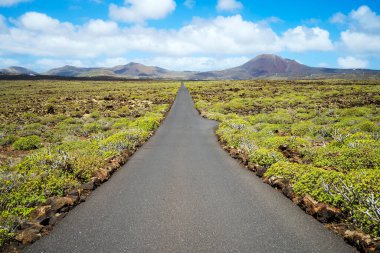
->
[15,224,43,245]
[282,185,295,199]
[29,205,52,224]
[94,168,110,183]
[316,205,344,223]
[271,178,288,191]
[49,213,67,226]
[50,197,76,211]
[255,166,267,177]
[278,144,288,151]
[80,181,96,191]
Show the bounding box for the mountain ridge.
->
[2,54,380,79]
[0,66,38,75]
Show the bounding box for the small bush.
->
[83,122,102,135]
[265,161,310,182]
[12,135,42,150]
[0,135,19,146]
[69,151,105,182]
[131,113,162,131]
[112,118,131,130]
[249,148,286,168]
[313,140,380,171]
[100,128,149,153]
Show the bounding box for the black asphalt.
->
[25,84,356,253]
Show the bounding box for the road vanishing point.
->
[25,84,356,253]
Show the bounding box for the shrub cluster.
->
[188,79,380,237]
[0,80,179,248]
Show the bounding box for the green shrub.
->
[293,169,344,206]
[0,215,15,249]
[131,113,162,131]
[216,118,251,148]
[249,148,286,168]
[322,170,380,236]
[100,128,150,153]
[69,151,105,182]
[265,161,380,236]
[335,117,367,129]
[0,134,19,146]
[260,136,310,150]
[338,107,373,117]
[90,111,100,118]
[12,135,42,150]
[354,121,379,133]
[21,112,40,123]
[112,118,131,130]
[2,149,78,216]
[265,161,310,182]
[313,140,380,171]
[83,122,102,135]
[21,123,44,136]
[187,80,380,237]
[291,121,320,136]
[267,110,293,124]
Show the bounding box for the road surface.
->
[25,84,355,253]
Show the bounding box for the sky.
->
[0,0,379,72]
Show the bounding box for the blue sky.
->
[0,0,379,71]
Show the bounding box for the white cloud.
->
[217,0,243,11]
[184,0,195,9]
[0,0,30,7]
[0,13,276,57]
[82,19,119,35]
[175,15,281,54]
[338,6,380,54]
[18,12,74,34]
[282,26,334,52]
[338,56,368,69]
[350,5,380,31]
[0,12,334,67]
[109,0,176,23]
[341,31,380,53]
[329,12,346,24]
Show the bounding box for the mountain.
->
[2,54,380,79]
[191,54,380,80]
[45,63,197,79]
[45,66,104,77]
[0,66,37,75]
[111,62,168,76]
[240,54,310,74]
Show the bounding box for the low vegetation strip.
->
[0,80,179,250]
[187,80,380,252]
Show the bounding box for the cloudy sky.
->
[0,0,379,71]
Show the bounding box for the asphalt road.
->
[25,84,356,253]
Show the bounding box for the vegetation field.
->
[0,80,179,247]
[188,80,380,237]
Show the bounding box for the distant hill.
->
[111,62,168,76]
[191,54,380,79]
[45,63,197,79]
[0,66,37,75]
[2,54,380,80]
[45,65,101,77]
